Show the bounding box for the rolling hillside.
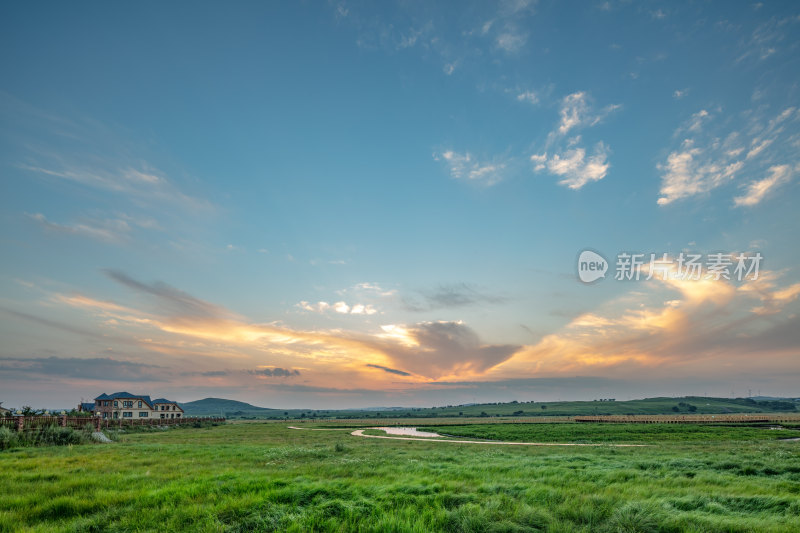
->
[180,395,798,420]
[179,398,276,417]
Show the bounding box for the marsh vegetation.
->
[1,422,799,532]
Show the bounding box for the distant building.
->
[88,392,183,420]
[93,392,154,420]
[152,399,185,419]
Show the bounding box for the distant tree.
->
[541,405,547,410]
[758,400,796,411]
[672,406,680,412]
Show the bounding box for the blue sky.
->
[1,1,799,408]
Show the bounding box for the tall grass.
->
[424,422,794,443]
[1,422,799,531]
[0,424,87,450]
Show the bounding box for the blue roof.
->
[80,402,95,412]
[152,398,174,403]
[93,392,153,408]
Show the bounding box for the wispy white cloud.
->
[658,106,799,206]
[434,150,508,186]
[334,301,352,314]
[2,96,214,215]
[351,282,397,297]
[556,92,620,136]
[532,143,610,190]
[297,301,331,313]
[516,90,538,105]
[396,24,430,49]
[28,212,137,243]
[21,162,212,213]
[734,164,793,207]
[657,139,743,205]
[297,300,378,316]
[530,92,619,190]
[686,109,710,133]
[558,92,590,135]
[496,31,527,52]
[736,14,800,64]
[745,138,773,160]
[739,271,800,315]
[342,0,536,76]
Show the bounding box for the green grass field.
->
[424,423,798,443]
[1,421,799,532]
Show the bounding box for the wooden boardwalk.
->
[573,413,800,424]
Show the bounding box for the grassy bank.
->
[424,423,799,443]
[0,422,799,531]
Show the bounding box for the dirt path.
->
[349,429,649,447]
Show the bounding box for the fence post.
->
[94,417,101,431]
[15,416,24,432]
[59,415,67,427]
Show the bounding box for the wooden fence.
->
[0,416,225,432]
[574,413,800,424]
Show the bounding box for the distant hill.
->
[180,397,275,417]
[178,395,798,420]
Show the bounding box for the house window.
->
[160,414,165,419]
[138,401,142,408]
[176,414,181,418]
[123,412,132,418]
[172,406,176,410]
[113,412,119,419]
[114,401,118,407]
[103,412,108,419]
[123,401,133,408]
[139,412,148,417]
